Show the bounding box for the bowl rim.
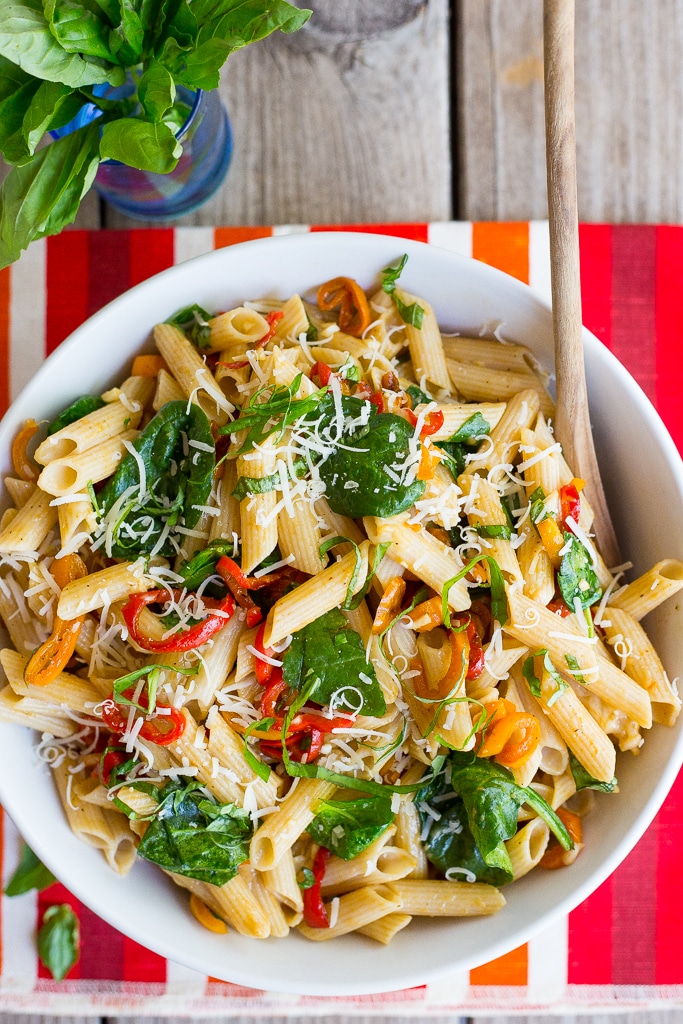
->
[1,230,683,995]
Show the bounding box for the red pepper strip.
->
[253,622,277,686]
[559,482,581,530]
[99,749,129,786]
[254,310,284,349]
[121,589,235,652]
[547,596,572,617]
[101,690,186,746]
[419,409,444,437]
[216,555,279,591]
[258,713,352,762]
[452,616,486,680]
[369,391,384,412]
[309,361,333,387]
[303,847,331,928]
[260,669,289,717]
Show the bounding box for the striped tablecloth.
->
[0,221,682,1015]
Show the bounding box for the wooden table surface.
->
[2,1,683,1022]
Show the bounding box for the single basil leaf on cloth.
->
[47,394,106,435]
[4,844,56,896]
[0,0,124,87]
[557,533,602,610]
[306,794,394,860]
[569,751,618,793]
[100,117,183,172]
[318,412,425,518]
[38,904,79,981]
[97,399,215,558]
[137,64,176,122]
[137,781,253,885]
[0,123,100,270]
[282,607,386,717]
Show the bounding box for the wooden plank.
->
[105,0,451,228]
[457,0,683,223]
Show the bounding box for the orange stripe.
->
[469,942,528,986]
[213,227,273,249]
[0,268,10,416]
[472,222,530,283]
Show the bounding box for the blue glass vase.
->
[51,86,232,220]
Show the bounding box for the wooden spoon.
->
[543,0,621,568]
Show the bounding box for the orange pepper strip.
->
[485,712,541,768]
[404,595,443,633]
[537,517,565,568]
[131,354,167,377]
[371,577,407,634]
[189,894,228,933]
[12,419,40,482]
[317,276,371,338]
[24,554,89,688]
[415,443,441,482]
[540,807,583,869]
[473,698,518,749]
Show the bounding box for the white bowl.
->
[1,231,682,996]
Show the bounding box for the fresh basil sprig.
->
[0,0,312,268]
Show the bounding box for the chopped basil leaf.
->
[529,485,550,524]
[306,794,394,860]
[474,524,512,540]
[4,844,55,896]
[380,254,425,328]
[558,533,602,610]
[522,648,568,706]
[298,867,316,889]
[165,303,213,349]
[38,904,79,981]
[178,538,237,592]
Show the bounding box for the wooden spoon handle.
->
[543,0,621,568]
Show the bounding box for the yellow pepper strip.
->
[24,554,88,688]
[415,443,441,481]
[540,807,583,869]
[404,594,443,632]
[537,516,565,568]
[571,477,586,493]
[189,894,228,934]
[11,419,40,482]
[371,577,407,635]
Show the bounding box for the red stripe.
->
[46,232,90,355]
[37,882,81,980]
[610,225,657,403]
[655,770,683,981]
[578,223,612,350]
[655,225,683,450]
[129,228,175,287]
[122,935,167,982]
[610,821,658,984]
[310,223,429,243]
[77,901,126,980]
[87,230,131,318]
[567,875,613,983]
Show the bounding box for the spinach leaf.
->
[38,904,79,981]
[282,607,386,717]
[0,0,123,87]
[406,383,433,406]
[318,412,425,518]
[434,412,492,479]
[100,118,183,173]
[137,781,252,885]
[97,399,215,558]
[0,123,101,270]
[306,794,394,860]
[178,537,236,590]
[166,302,213,349]
[448,751,573,868]
[4,844,55,896]
[47,394,105,435]
[380,254,424,328]
[569,751,617,793]
[557,533,602,610]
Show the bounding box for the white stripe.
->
[424,965,470,1006]
[527,912,568,1005]
[173,227,215,265]
[428,221,473,257]
[164,956,208,991]
[272,224,310,235]
[529,219,552,303]
[10,239,46,401]
[1,815,38,988]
